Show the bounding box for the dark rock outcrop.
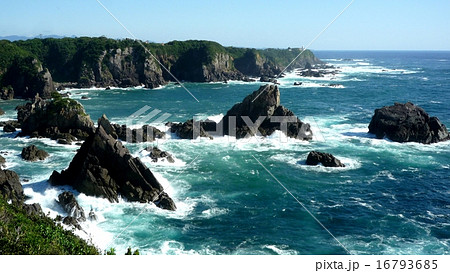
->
[58,191,86,221]
[88,208,98,221]
[111,122,165,143]
[0,120,20,130]
[49,115,176,211]
[3,123,16,133]
[259,75,278,83]
[221,84,313,140]
[16,96,95,143]
[22,203,43,216]
[0,169,24,204]
[0,108,4,115]
[62,216,82,230]
[0,155,5,168]
[0,86,14,100]
[306,151,345,167]
[368,102,450,144]
[0,168,43,215]
[299,69,323,77]
[21,145,49,161]
[169,85,313,140]
[169,119,212,139]
[146,147,175,163]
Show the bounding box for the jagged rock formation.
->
[0,168,42,215]
[111,123,165,143]
[306,151,345,167]
[0,169,23,204]
[169,85,313,140]
[368,102,450,144]
[3,123,16,133]
[97,114,164,143]
[58,191,86,221]
[169,119,212,139]
[88,208,98,221]
[146,146,175,163]
[0,120,20,132]
[49,115,176,211]
[21,145,49,161]
[221,84,313,139]
[0,155,5,168]
[16,96,95,143]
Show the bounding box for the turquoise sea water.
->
[1,51,449,254]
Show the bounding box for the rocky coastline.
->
[1,43,450,255]
[0,37,321,100]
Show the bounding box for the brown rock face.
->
[49,115,176,211]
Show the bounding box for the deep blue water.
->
[1,51,449,254]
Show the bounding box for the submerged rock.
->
[49,115,176,211]
[368,102,450,144]
[58,191,86,221]
[146,146,175,163]
[21,145,49,161]
[0,108,4,115]
[306,151,345,168]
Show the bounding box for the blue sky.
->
[1,0,449,50]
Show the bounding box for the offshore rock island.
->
[0,37,321,99]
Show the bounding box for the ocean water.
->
[1,51,449,255]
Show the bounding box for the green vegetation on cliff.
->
[0,195,99,255]
[0,37,322,99]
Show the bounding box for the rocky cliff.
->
[0,56,54,99]
[0,38,322,99]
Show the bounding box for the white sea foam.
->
[201,207,229,218]
[263,245,298,255]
